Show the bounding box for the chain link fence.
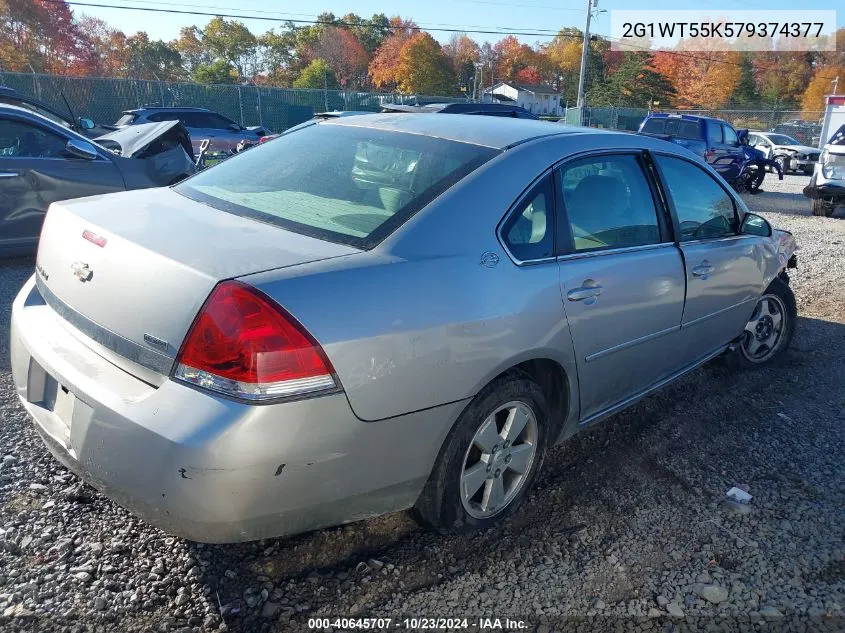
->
[0,72,468,133]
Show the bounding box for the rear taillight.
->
[173,281,336,401]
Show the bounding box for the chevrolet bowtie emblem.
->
[71,261,93,282]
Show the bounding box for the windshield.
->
[175,123,498,248]
[767,134,800,146]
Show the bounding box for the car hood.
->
[95,121,186,157]
[772,144,819,154]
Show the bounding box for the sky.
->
[73,0,844,46]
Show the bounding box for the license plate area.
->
[27,358,75,442]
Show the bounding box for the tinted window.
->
[723,125,738,145]
[641,118,666,134]
[559,154,661,252]
[0,119,66,158]
[707,123,723,143]
[502,175,555,261]
[665,119,702,140]
[192,112,236,129]
[655,155,738,241]
[176,124,498,248]
[147,112,181,123]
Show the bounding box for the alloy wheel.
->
[741,294,787,363]
[460,401,538,519]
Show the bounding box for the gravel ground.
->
[1,173,843,633]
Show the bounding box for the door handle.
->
[692,261,715,278]
[567,279,603,302]
[0,171,19,178]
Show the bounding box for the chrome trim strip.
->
[557,242,673,263]
[681,297,756,329]
[35,274,174,375]
[585,324,680,363]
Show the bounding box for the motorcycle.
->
[733,129,783,194]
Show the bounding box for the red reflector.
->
[82,230,107,247]
[175,281,334,386]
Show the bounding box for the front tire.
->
[414,372,549,533]
[812,199,835,217]
[728,277,796,369]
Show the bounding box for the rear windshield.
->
[641,117,702,139]
[175,124,498,248]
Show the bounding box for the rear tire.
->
[812,199,835,217]
[414,372,549,534]
[727,277,796,370]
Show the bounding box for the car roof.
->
[323,112,612,149]
[126,107,211,113]
[646,113,725,125]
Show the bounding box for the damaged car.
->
[803,124,845,217]
[11,115,799,542]
[0,105,195,257]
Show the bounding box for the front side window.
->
[0,120,67,158]
[558,154,661,253]
[501,175,555,261]
[723,125,738,146]
[176,124,498,248]
[654,155,738,241]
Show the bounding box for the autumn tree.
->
[368,17,418,90]
[652,41,741,109]
[78,16,130,77]
[801,65,845,115]
[293,58,339,89]
[395,32,455,95]
[340,13,391,53]
[313,27,368,88]
[753,52,812,108]
[173,26,211,76]
[442,33,480,93]
[493,36,538,82]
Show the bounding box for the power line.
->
[51,0,843,79]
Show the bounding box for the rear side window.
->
[147,112,180,123]
[558,154,661,252]
[176,124,498,249]
[707,123,723,143]
[501,175,555,261]
[654,155,738,241]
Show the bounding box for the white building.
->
[483,82,563,116]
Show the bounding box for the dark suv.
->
[639,113,745,182]
[113,107,269,154]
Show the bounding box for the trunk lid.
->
[35,187,358,382]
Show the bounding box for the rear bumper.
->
[10,275,463,542]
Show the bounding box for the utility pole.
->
[576,0,594,109]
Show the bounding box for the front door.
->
[555,152,687,421]
[652,153,766,361]
[0,117,124,255]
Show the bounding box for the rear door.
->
[652,153,764,361]
[555,152,686,421]
[0,115,124,254]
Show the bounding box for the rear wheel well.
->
[513,359,569,438]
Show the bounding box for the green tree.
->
[587,51,674,108]
[193,59,237,84]
[293,58,339,89]
[732,54,759,106]
[396,32,456,95]
[202,17,257,80]
[126,32,184,80]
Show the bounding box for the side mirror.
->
[78,118,95,130]
[65,139,98,161]
[740,212,772,237]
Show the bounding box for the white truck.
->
[804,95,845,217]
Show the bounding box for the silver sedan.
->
[11,114,798,542]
